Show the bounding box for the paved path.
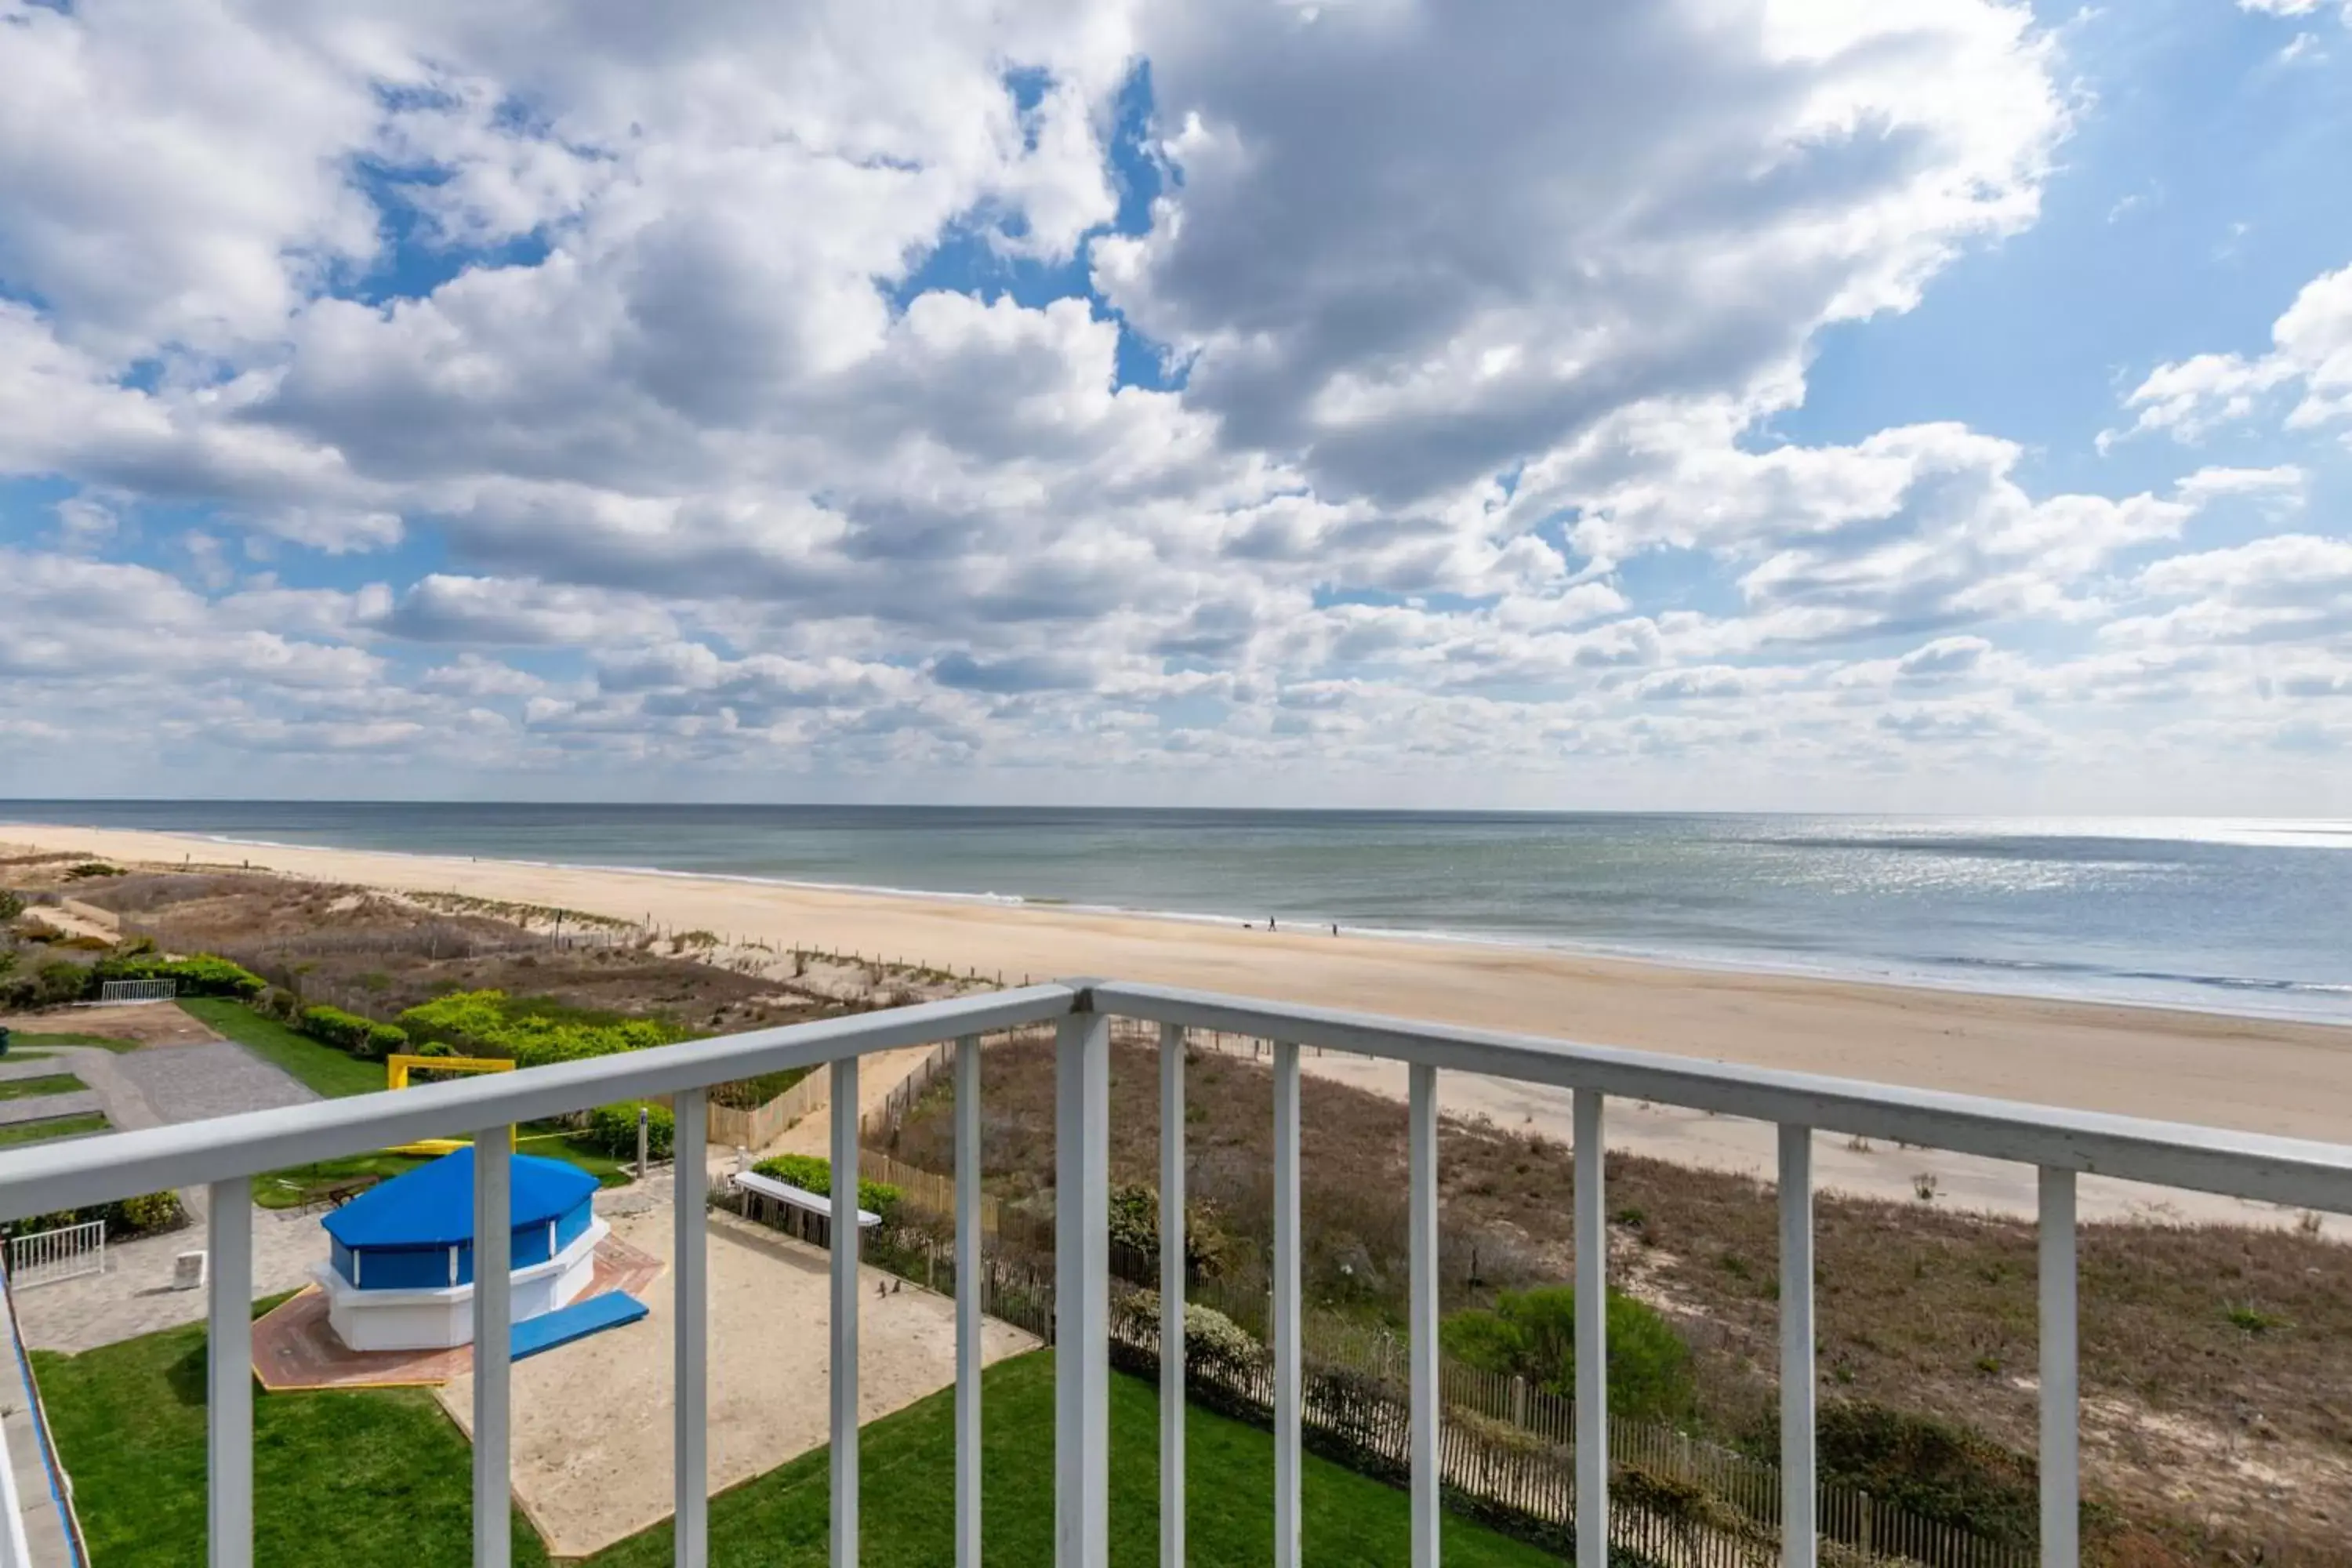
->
[6,1030,327,1353]
[13,1203,328,1353]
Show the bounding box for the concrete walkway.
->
[13,1203,325,1353]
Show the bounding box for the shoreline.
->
[51,822,2352,1028]
[9,818,2352,1232]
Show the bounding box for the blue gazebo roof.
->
[323,1147,597,1250]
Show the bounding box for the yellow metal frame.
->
[386,1054,515,1091]
[384,1054,518,1155]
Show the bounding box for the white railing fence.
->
[5,1218,106,1288]
[96,978,176,1004]
[1,978,2349,1568]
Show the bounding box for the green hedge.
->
[0,958,94,1010]
[752,1154,902,1222]
[585,1102,673,1160]
[298,1005,408,1061]
[91,953,265,1000]
[0,1190,186,1242]
[396,989,685,1069]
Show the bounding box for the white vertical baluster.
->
[1408,1063,1440,1568]
[1272,1040,1302,1568]
[474,1131,513,1568]
[956,1034,983,1568]
[207,1176,252,1568]
[831,1056,861,1568]
[674,1087,709,1568]
[1574,1091,1606,1568]
[1780,1125,1815,1568]
[1160,1022,1186,1568]
[1055,1011,1110,1567]
[2039,1168,2078,1568]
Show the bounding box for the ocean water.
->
[9,802,2352,1023]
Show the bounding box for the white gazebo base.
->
[315,1218,608,1352]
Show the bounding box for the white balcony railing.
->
[2,978,2350,1568]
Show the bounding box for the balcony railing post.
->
[831,1057,861,1568]
[956,1034,983,1568]
[1408,1063,1440,1568]
[1272,1040,1302,1568]
[206,1176,252,1568]
[2039,1167,2078,1568]
[673,1087,709,1568]
[473,1128,514,1568]
[1574,1089,1606,1568]
[1054,1011,1110,1567]
[1160,1022,1186,1568]
[1780,1124,1816,1567]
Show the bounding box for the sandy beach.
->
[10,819,2350,1230]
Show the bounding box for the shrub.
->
[1114,1289,1265,1377]
[64,862,123,880]
[299,1004,408,1060]
[1810,1402,2038,1545]
[91,953,265,999]
[586,1101,674,1160]
[1439,1285,1695,1423]
[397,989,686,1069]
[1105,1180,1233,1279]
[1,958,96,1010]
[1,1190,187,1243]
[751,1154,902,1223]
[0,889,23,921]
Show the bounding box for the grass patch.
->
[3,1031,144,1052]
[0,1072,85,1101]
[31,1309,547,1568]
[0,1112,111,1148]
[175,999,387,1099]
[255,1124,631,1210]
[583,1353,1558,1566]
[37,1323,1553,1566]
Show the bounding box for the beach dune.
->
[9,820,2349,1229]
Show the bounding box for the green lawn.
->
[0,1111,111,1148]
[253,1127,629,1210]
[31,1308,547,1568]
[0,1072,85,1101]
[35,1326,1558,1566]
[3,1030,143,1052]
[174,999,390,1098]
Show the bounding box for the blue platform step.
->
[510,1290,649,1362]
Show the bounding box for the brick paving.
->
[249,1233,664,1391]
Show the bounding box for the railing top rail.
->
[6,974,2349,1222]
[1083,980,2352,1214]
[0,984,1077,1221]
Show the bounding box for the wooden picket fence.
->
[1105,1294,2029,1568]
[707,1070,829,1151]
[861,1146,1002,1236]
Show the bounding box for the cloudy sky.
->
[2,0,2349,813]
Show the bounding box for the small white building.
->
[313,1147,605,1352]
